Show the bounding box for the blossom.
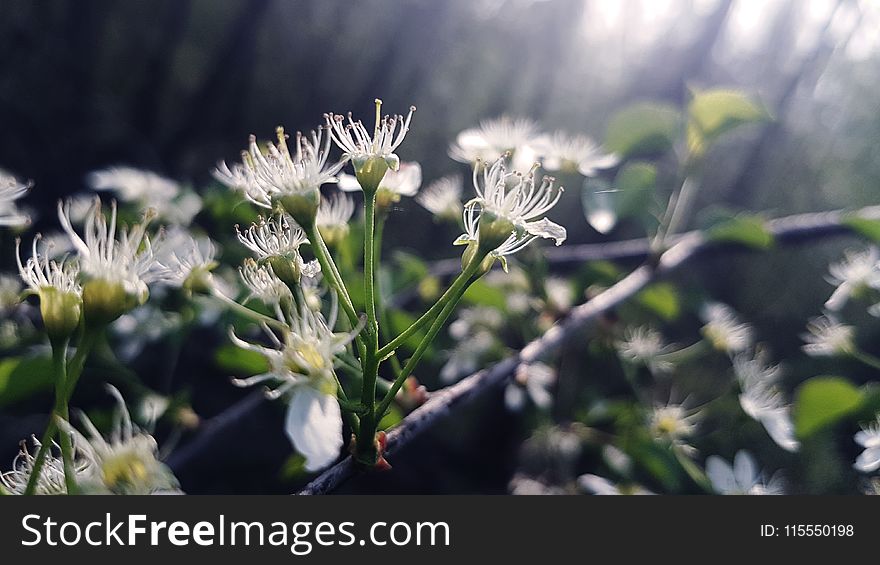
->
[530,131,618,176]
[577,474,654,495]
[315,192,356,246]
[326,99,415,190]
[505,362,556,411]
[509,475,564,495]
[616,326,676,374]
[229,302,358,471]
[0,171,30,227]
[456,156,566,266]
[58,198,166,306]
[733,352,799,452]
[154,227,217,290]
[416,175,463,221]
[16,235,83,339]
[801,314,855,357]
[824,247,880,311]
[61,385,180,494]
[706,451,784,495]
[544,277,575,313]
[238,259,291,306]
[214,126,346,218]
[449,116,540,171]
[854,416,880,473]
[700,302,753,355]
[649,402,700,443]
[0,437,92,495]
[440,330,495,383]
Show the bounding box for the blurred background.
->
[1,0,880,493]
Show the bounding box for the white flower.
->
[530,131,619,176]
[544,277,574,312]
[649,402,700,442]
[733,353,799,452]
[505,362,556,411]
[440,330,495,384]
[448,306,504,340]
[577,474,654,495]
[326,99,415,177]
[824,247,880,311]
[0,172,31,227]
[229,302,358,471]
[801,314,855,357]
[62,385,180,494]
[450,116,540,171]
[238,259,291,305]
[58,198,165,301]
[416,175,463,220]
[700,302,753,355]
[457,157,566,265]
[214,127,346,209]
[854,416,880,473]
[616,326,676,374]
[154,227,217,288]
[16,236,81,296]
[316,192,356,246]
[0,437,92,495]
[706,451,784,495]
[509,475,564,495]
[88,167,179,204]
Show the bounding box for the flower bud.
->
[352,155,390,195]
[476,211,515,254]
[267,255,302,287]
[38,287,82,343]
[82,278,142,326]
[279,189,320,230]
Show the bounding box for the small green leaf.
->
[613,161,657,217]
[794,376,865,439]
[0,356,54,407]
[280,454,309,480]
[605,103,681,159]
[687,89,769,156]
[379,405,403,430]
[706,215,775,249]
[214,345,270,375]
[843,216,880,243]
[461,279,507,310]
[388,309,427,352]
[636,283,681,321]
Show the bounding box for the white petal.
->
[523,218,567,245]
[285,388,343,472]
[760,410,800,453]
[824,283,851,311]
[733,451,758,490]
[854,447,880,473]
[705,456,736,494]
[577,474,621,495]
[337,174,363,192]
[504,385,526,412]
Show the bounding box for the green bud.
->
[267,255,301,287]
[477,211,515,254]
[353,156,390,195]
[279,189,320,230]
[38,287,82,343]
[82,279,142,326]
[182,266,216,297]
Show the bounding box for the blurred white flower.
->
[229,302,358,471]
[854,416,880,473]
[616,326,676,375]
[577,474,654,495]
[238,259,291,306]
[440,330,495,383]
[544,277,574,312]
[58,198,166,302]
[824,247,880,311]
[113,306,181,361]
[456,157,566,266]
[505,362,556,411]
[16,236,81,296]
[326,99,415,179]
[509,474,564,495]
[700,302,753,355]
[801,314,855,357]
[0,171,31,227]
[416,175,463,221]
[88,167,179,204]
[0,274,21,310]
[155,227,217,289]
[649,402,700,443]
[0,437,91,495]
[62,385,180,494]
[706,451,784,495]
[733,353,799,452]
[530,131,618,176]
[449,116,540,171]
[214,127,345,209]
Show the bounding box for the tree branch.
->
[297,204,880,494]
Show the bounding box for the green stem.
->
[51,341,77,495]
[372,215,405,377]
[378,267,475,359]
[376,255,484,418]
[851,349,880,371]
[355,190,381,465]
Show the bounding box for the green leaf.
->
[613,161,657,217]
[379,405,403,430]
[687,89,769,156]
[636,283,681,321]
[280,454,309,480]
[461,280,507,310]
[214,345,270,375]
[388,309,427,352]
[706,215,775,250]
[0,356,54,407]
[843,216,880,243]
[794,376,865,439]
[605,103,681,159]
